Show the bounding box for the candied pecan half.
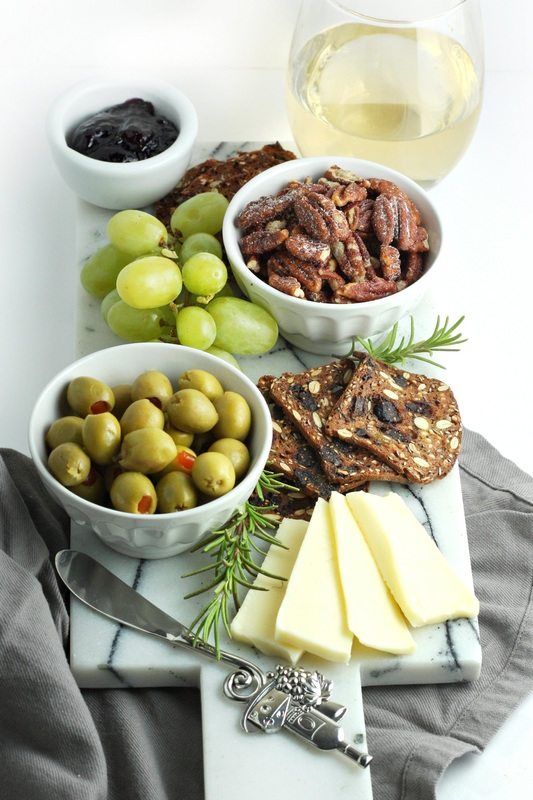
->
[380,244,402,281]
[395,196,417,250]
[355,198,374,233]
[335,277,398,302]
[368,179,422,224]
[294,195,330,241]
[270,251,322,293]
[267,255,305,298]
[237,189,297,230]
[240,228,289,255]
[331,182,368,207]
[408,226,430,253]
[324,166,370,187]
[372,194,396,245]
[332,233,371,282]
[403,252,425,285]
[310,193,351,242]
[285,232,331,264]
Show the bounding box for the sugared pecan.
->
[395,197,416,250]
[240,227,289,255]
[267,256,305,298]
[407,226,430,253]
[270,251,322,293]
[355,199,375,233]
[333,233,371,282]
[331,182,367,207]
[237,189,297,230]
[403,252,424,285]
[294,195,330,241]
[310,194,351,242]
[372,194,397,245]
[380,244,402,281]
[335,277,398,303]
[323,166,369,187]
[286,232,331,264]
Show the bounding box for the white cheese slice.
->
[329,492,416,655]
[230,518,308,664]
[275,498,353,663]
[346,490,479,627]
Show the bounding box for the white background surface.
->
[0,1,531,797]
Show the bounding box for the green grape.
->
[207,297,278,355]
[157,303,176,327]
[176,306,217,350]
[107,301,165,341]
[206,345,241,370]
[81,244,131,298]
[116,256,182,309]
[107,210,168,256]
[180,232,222,263]
[170,192,229,238]
[182,253,227,296]
[100,289,121,322]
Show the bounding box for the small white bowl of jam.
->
[47,78,198,210]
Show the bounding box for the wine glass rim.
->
[327,0,468,26]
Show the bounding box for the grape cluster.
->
[81,193,279,364]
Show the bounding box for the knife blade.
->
[55,549,187,642]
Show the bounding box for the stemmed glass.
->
[286,0,484,187]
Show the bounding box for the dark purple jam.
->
[68,98,179,163]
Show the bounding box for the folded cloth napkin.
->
[1,430,532,800]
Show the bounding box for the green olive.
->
[212,392,251,441]
[167,389,218,434]
[66,376,115,416]
[46,416,84,450]
[120,398,165,437]
[177,369,224,401]
[48,442,91,487]
[110,383,132,418]
[209,438,250,480]
[82,412,121,465]
[110,472,157,514]
[156,471,198,512]
[164,424,194,448]
[191,452,235,498]
[118,428,177,473]
[156,445,197,477]
[70,468,106,504]
[131,370,174,410]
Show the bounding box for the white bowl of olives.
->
[29,342,272,559]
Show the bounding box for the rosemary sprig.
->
[353,314,466,369]
[182,469,298,656]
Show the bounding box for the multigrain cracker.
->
[325,355,462,483]
[268,361,405,487]
[257,376,364,499]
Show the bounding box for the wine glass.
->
[286,0,484,187]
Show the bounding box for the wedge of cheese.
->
[275,498,353,663]
[329,492,416,654]
[230,518,308,664]
[346,490,479,627]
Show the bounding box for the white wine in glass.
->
[286,0,484,187]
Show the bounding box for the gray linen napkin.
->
[0,430,532,800]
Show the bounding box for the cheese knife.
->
[55,549,372,768]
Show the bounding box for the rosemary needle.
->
[182,469,299,657]
[353,314,466,369]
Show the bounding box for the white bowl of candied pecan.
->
[222,157,441,354]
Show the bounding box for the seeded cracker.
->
[257,376,359,500]
[325,355,462,484]
[268,361,405,487]
[155,143,297,227]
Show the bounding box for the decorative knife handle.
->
[170,634,372,768]
[232,664,372,768]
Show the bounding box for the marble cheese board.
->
[72,142,482,800]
